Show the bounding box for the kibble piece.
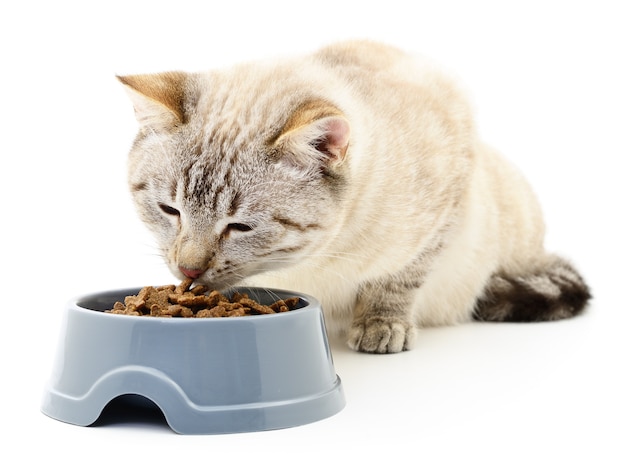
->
[112,301,126,311]
[157,284,176,292]
[190,284,210,295]
[270,297,300,312]
[238,297,276,315]
[175,278,193,294]
[179,306,195,318]
[150,304,172,317]
[174,293,208,307]
[216,301,244,311]
[226,307,247,317]
[146,288,170,311]
[206,290,228,306]
[123,295,145,311]
[164,304,183,317]
[196,305,227,318]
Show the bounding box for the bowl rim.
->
[70,285,318,323]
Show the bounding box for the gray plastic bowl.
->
[41,287,345,434]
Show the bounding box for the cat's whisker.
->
[257,287,284,304]
[253,256,356,286]
[307,251,366,264]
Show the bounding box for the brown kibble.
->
[238,297,275,315]
[179,306,195,318]
[175,277,194,294]
[105,279,300,318]
[175,293,206,307]
[157,284,176,292]
[196,305,227,318]
[230,292,249,303]
[225,307,247,317]
[146,288,170,310]
[190,284,209,295]
[165,304,183,317]
[283,297,300,309]
[124,295,145,311]
[216,301,244,311]
[206,290,228,306]
[126,303,140,313]
[269,300,286,312]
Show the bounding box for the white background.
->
[2,1,624,470]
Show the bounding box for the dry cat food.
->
[106,278,300,318]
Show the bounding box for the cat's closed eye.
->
[158,203,180,217]
[226,223,253,233]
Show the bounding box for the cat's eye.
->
[227,223,253,233]
[158,203,180,217]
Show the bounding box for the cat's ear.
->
[117,72,187,129]
[274,102,350,173]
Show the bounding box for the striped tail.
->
[473,256,591,322]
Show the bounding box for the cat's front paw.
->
[347,316,417,354]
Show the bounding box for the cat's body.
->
[119,40,590,353]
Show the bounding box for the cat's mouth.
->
[174,265,246,292]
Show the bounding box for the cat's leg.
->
[346,221,470,353]
[346,197,499,352]
[346,229,455,353]
[346,230,491,354]
[348,277,419,354]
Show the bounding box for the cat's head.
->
[118,70,350,289]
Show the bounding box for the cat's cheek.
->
[163,254,179,277]
[157,240,179,271]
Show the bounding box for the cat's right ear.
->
[117,72,186,129]
[273,103,351,176]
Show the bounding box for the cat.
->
[118,40,591,353]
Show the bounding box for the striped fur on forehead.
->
[181,152,238,214]
[192,71,294,146]
[174,81,346,209]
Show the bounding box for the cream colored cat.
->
[118,40,590,353]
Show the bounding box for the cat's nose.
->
[179,266,206,279]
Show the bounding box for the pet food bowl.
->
[41,287,345,434]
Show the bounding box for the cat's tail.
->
[473,255,591,322]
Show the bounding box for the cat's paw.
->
[347,316,417,354]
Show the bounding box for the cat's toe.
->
[347,317,417,354]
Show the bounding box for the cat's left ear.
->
[117,72,187,129]
[274,103,350,173]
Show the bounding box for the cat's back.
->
[313,40,410,72]
[311,40,424,91]
[310,41,471,129]
[313,40,452,90]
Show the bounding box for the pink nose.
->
[179,266,206,279]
